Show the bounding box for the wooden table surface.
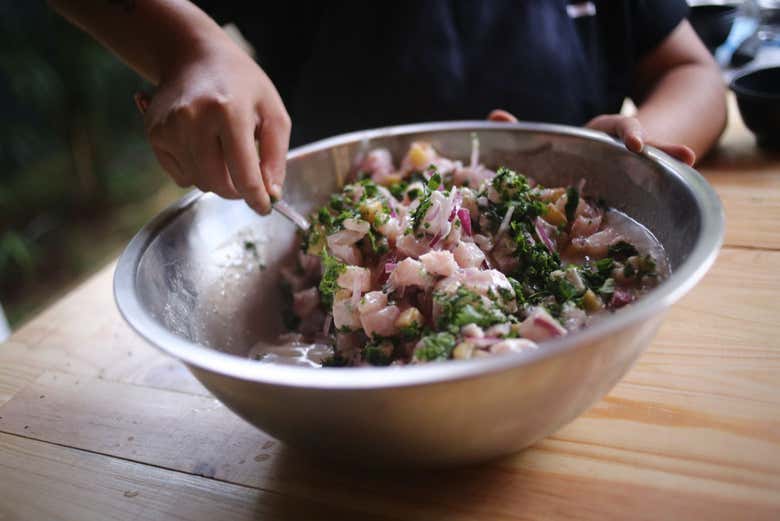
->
[1,98,779,521]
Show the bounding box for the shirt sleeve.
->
[629,0,690,58]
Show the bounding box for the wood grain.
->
[0,432,391,521]
[705,167,780,251]
[0,261,207,409]
[698,94,780,251]
[0,95,779,520]
[0,371,777,520]
[1,247,779,519]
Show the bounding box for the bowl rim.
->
[114,121,724,390]
[730,66,780,101]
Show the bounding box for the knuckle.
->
[172,102,198,122]
[277,110,292,131]
[199,93,233,116]
[266,110,291,132]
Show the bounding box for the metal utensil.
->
[133,92,309,231]
[114,122,724,467]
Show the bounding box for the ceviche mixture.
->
[274,140,668,367]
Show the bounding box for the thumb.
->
[487,109,518,123]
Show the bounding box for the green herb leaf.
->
[565,186,579,223]
[608,240,639,259]
[364,342,392,366]
[413,332,457,362]
[427,171,443,191]
[598,278,615,296]
[582,257,614,289]
[318,250,346,307]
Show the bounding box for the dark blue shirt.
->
[197,1,688,145]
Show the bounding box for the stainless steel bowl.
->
[114,122,724,467]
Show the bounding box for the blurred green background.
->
[0,4,183,330]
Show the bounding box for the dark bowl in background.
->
[689,4,738,51]
[730,67,780,149]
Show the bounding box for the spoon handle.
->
[273,200,310,231]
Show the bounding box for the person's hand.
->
[487,110,696,166]
[139,39,291,214]
[585,114,695,166]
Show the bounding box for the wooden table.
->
[1,98,779,521]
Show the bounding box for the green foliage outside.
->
[0,5,183,327]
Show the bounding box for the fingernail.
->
[271,183,283,200]
[133,92,150,115]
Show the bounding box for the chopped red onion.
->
[446,187,459,222]
[534,217,556,253]
[458,208,472,236]
[533,316,564,337]
[384,262,397,274]
[610,288,635,309]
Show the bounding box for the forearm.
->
[635,62,726,159]
[48,0,229,84]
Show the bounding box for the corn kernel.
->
[395,307,423,329]
[583,289,604,312]
[543,203,567,226]
[453,342,475,360]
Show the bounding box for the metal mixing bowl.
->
[114,122,723,467]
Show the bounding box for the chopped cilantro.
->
[427,171,443,191]
[637,255,657,278]
[364,342,392,366]
[582,257,614,289]
[565,187,579,223]
[510,222,562,295]
[598,278,615,296]
[318,250,346,307]
[608,240,639,260]
[408,192,433,232]
[398,321,422,340]
[492,167,531,200]
[413,332,457,362]
[434,287,508,330]
[389,181,408,200]
[547,277,580,302]
[359,179,378,198]
[321,353,348,367]
[365,229,389,254]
